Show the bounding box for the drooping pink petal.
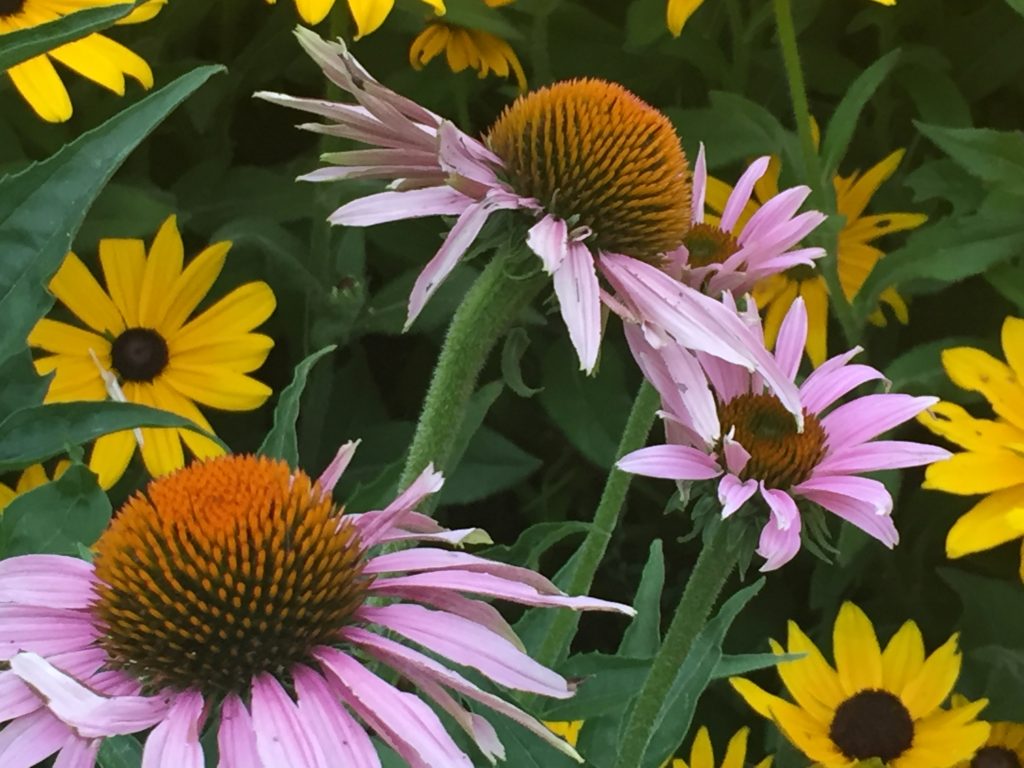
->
[437,121,502,189]
[762,485,800,530]
[526,215,568,275]
[773,297,807,380]
[718,474,758,518]
[694,351,751,406]
[0,556,97,610]
[793,475,894,518]
[52,733,101,768]
[815,441,951,475]
[756,487,803,571]
[657,341,720,444]
[406,674,505,763]
[365,548,558,594]
[800,351,886,415]
[691,143,707,223]
[292,665,381,768]
[0,607,99,659]
[358,604,572,698]
[720,156,770,233]
[317,440,360,495]
[355,465,444,547]
[0,708,69,768]
[140,690,205,768]
[721,433,751,476]
[794,479,899,547]
[617,444,722,481]
[218,694,262,768]
[330,187,473,227]
[738,185,811,244]
[553,243,602,373]
[821,394,938,447]
[250,673,328,768]
[316,647,473,768]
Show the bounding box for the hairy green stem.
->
[613,524,738,768]
[534,380,660,669]
[772,0,858,347]
[398,248,545,491]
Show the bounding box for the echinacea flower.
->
[266,0,443,33]
[28,216,276,489]
[710,150,925,366]
[1,0,163,122]
[617,296,949,570]
[0,461,69,511]
[257,29,804,421]
[410,0,525,92]
[730,602,990,767]
[918,317,1024,581]
[667,0,894,37]
[0,448,633,766]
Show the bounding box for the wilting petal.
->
[718,474,758,518]
[526,215,568,275]
[553,243,602,373]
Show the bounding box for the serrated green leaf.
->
[618,540,665,658]
[0,402,225,472]
[0,4,132,71]
[0,65,223,370]
[917,122,1024,194]
[259,345,336,466]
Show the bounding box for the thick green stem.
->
[772,0,858,347]
[398,248,545,491]
[613,524,738,768]
[534,380,660,669]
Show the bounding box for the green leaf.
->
[712,651,805,678]
[482,520,590,570]
[0,4,132,71]
[442,0,522,40]
[502,327,543,397]
[917,122,1024,194]
[821,49,902,176]
[0,402,225,472]
[885,336,992,402]
[258,345,336,466]
[0,464,111,556]
[1005,0,1024,17]
[96,735,144,768]
[545,652,651,721]
[0,349,49,423]
[0,64,223,370]
[618,540,665,658]
[442,426,542,505]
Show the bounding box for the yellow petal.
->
[295,0,334,23]
[944,485,1024,558]
[905,699,989,766]
[667,0,704,36]
[836,149,905,223]
[138,216,185,328]
[753,157,782,206]
[418,0,444,14]
[348,0,393,38]
[842,212,928,245]
[941,347,1024,430]
[169,334,274,375]
[730,677,782,719]
[150,379,224,461]
[160,241,231,334]
[917,401,1024,452]
[880,285,909,325]
[800,278,829,368]
[781,622,844,716]
[689,726,714,768]
[35,355,107,403]
[833,602,883,695]
[28,319,110,358]
[410,24,449,68]
[899,634,961,719]
[48,36,128,95]
[543,721,582,748]
[720,728,749,768]
[15,464,48,493]
[132,382,185,478]
[88,430,136,489]
[173,282,276,349]
[117,0,165,24]
[922,450,1024,495]
[49,253,124,335]
[1000,317,1024,385]
[761,279,800,351]
[162,366,272,411]
[6,55,72,123]
[881,621,925,696]
[99,238,147,328]
[0,483,16,511]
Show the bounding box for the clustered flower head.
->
[0,446,633,765]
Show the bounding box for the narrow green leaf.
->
[502,327,543,397]
[0,402,225,472]
[1005,0,1024,17]
[917,122,1024,194]
[618,540,665,658]
[443,426,541,505]
[482,520,590,570]
[0,64,224,369]
[821,49,902,176]
[0,464,112,556]
[258,345,336,466]
[712,651,805,678]
[0,4,132,71]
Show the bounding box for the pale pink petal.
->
[761,485,800,530]
[404,675,504,763]
[720,156,770,232]
[0,671,43,721]
[721,433,751,475]
[438,121,501,188]
[526,215,568,275]
[316,647,473,768]
[738,185,811,244]
[378,528,488,546]
[217,694,262,768]
[293,665,380,768]
[0,556,97,610]
[330,187,472,226]
[553,243,602,373]
[317,440,360,495]
[718,474,758,518]
[821,394,938,447]
[0,607,99,659]
[816,441,951,475]
[355,465,445,547]
[250,673,328,768]
[617,444,722,481]
[694,350,750,405]
[794,475,893,517]
[141,690,204,768]
[0,708,69,768]
[794,478,899,547]
[691,143,707,223]
[623,324,697,437]
[300,164,443,184]
[358,604,572,698]
[53,734,101,768]
[658,342,720,444]
[756,487,803,571]
[365,548,557,593]
[774,297,807,380]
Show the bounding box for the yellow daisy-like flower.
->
[667,0,895,37]
[731,602,990,768]
[409,0,525,91]
[544,721,772,768]
[265,0,443,35]
[918,318,1024,581]
[0,0,164,123]
[28,215,276,490]
[954,709,1024,768]
[705,150,926,367]
[0,461,70,512]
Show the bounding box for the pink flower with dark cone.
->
[255,28,812,420]
[0,446,633,766]
[617,297,950,571]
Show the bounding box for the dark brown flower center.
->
[0,0,26,17]
[974,747,1023,768]
[718,393,825,488]
[829,689,914,762]
[486,78,690,261]
[91,455,371,695]
[110,328,169,382]
[683,222,740,268]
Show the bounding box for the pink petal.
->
[756,487,803,571]
[821,394,938,447]
[365,548,555,593]
[794,474,893,517]
[355,465,445,547]
[656,340,720,444]
[720,156,770,232]
[217,694,262,768]
[316,647,473,768]
[438,121,501,188]
[718,474,758,518]
[293,665,381,768]
[330,187,472,227]
[0,556,97,610]
[553,243,602,373]
[53,734,101,768]
[773,297,807,380]
[317,440,360,495]
[251,673,328,768]
[0,607,98,659]
[721,433,751,476]
[800,352,886,415]
[691,143,707,223]
[404,674,504,763]
[0,648,106,724]
[0,708,69,768]
[617,444,722,481]
[738,185,811,244]
[358,604,572,698]
[526,215,568,275]
[141,690,205,768]
[816,441,951,475]
[794,478,899,547]
[695,350,750,405]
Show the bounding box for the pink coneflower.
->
[616,297,951,571]
[255,29,815,421]
[0,447,632,766]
